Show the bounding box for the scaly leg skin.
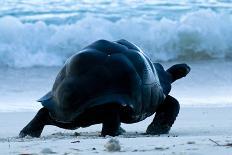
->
[146,95,180,135]
[19,107,50,138]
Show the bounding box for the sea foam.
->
[0,9,231,68]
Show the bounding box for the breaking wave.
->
[0,9,232,67]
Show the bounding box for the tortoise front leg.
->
[146,95,180,135]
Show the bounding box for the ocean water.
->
[0,0,232,111]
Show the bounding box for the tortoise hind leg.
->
[146,95,180,135]
[19,107,79,138]
[100,104,124,137]
[19,107,50,138]
[166,63,190,83]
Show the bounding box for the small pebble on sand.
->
[74,132,80,136]
[187,141,196,144]
[104,138,121,152]
[40,148,56,154]
[155,147,169,151]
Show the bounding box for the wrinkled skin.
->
[19,39,190,137]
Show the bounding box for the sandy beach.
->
[0,107,232,155]
[0,1,232,154]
